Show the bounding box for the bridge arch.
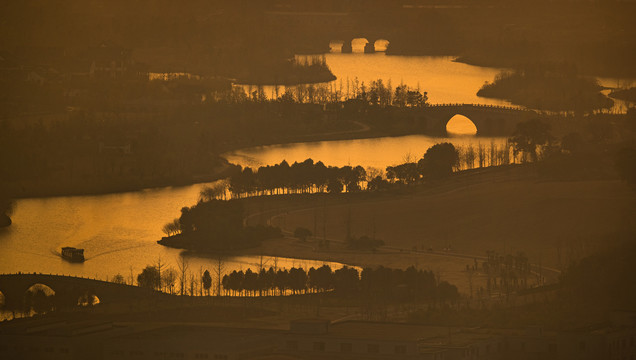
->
[446,114,478,136]
[329,40,345,53]
[77,290,101,306]
[374,39,390,52]
[351,38,370,53]
[24,283,56,314]
[331,38,390,53]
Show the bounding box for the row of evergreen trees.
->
[221,264,459,302]
[228,159,367,197]
[225,143,461,198]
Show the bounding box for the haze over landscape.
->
[1,1,635,359]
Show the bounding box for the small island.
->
[477,63,613,113]
[157,199,282,252]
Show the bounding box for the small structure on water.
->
[61,247,85,263]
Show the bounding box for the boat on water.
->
[61,247,85,263]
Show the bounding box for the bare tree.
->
[214,255,225,296]
[199,266,203,296]
[177,256,190,296]
[156,256,164,292]
[189,273,196,296]
[466,266,474,299]
[162,268,178,294]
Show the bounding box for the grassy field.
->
[241,165,635,294]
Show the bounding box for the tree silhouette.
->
[137,266,160,290]
[112,274,126,284]
[509,119,552,162]
[418,143,459,179]
[177,256,190,295]
[202,270,212,295]
[162,268,178,294]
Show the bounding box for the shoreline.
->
[3,116,451,200]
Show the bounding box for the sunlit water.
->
[323,53,513,106]
[224,133,504,170]
[247,54,633,113]
[598,77,636,114]
[2,56,630,295]
[254,53,515,107]
[1,55,512,289]
[0,186,346,283]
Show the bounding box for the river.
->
[0,185,345,282]
[252,53,516,107]
[0,53,631,289]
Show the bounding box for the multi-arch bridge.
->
[264,11,398,53]
[0,273,160,311]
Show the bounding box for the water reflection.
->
[597,77,636,114]
[224,134,507,170]
[0,186,350,281]
[289,54,514,106]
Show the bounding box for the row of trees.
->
[482,251,534,296]
[221,265,459,302]
[229,159,367,197]
[220,118,560,199]
[161,119,560,252]
[130,261,460,302]
[224,143,460,198]
[218,77,428,108]
[124,262,461,305]
[132,257,222,296]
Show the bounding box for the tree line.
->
[222,117,608,199]
[223,143,460,199]
[222,77,428,108]
[130,261,460,303]
[199,139,536,200]
[222,264,459,302]
[218,264,459,302]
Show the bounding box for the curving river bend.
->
[0,54,630,282]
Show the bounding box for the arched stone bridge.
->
[263,11,397,53]
[0,273,161,310]
[419,104,537,136]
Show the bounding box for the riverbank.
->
[239,164,635,272]
[476,67,614,112]
[2,106,437,200]
[4,160,233,200]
